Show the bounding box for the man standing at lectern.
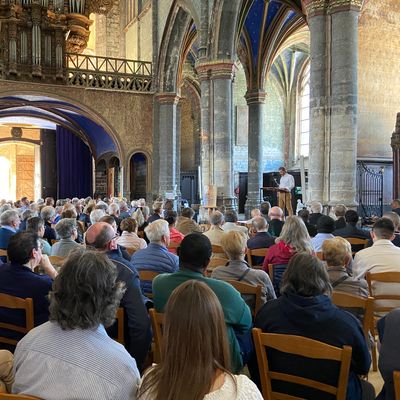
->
[278,166,295,217]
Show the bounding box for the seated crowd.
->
[0,195,400,399]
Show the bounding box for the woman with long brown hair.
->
[139,280,262,400]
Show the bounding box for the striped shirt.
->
[13,321,140,400]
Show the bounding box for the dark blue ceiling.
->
[0,95,117,158]
[244,0,299,65]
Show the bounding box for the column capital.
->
[245,90,267,105]
[328,0,363,14]
[391,113,400,150]
[195,60,235,81]
[302,0,328,18]
[155,92,180,105]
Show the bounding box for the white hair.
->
[108,203,120,215]
[309,201,323,214]
[90,209,106,225]
[144,219,169,242]
[0,210,19,226]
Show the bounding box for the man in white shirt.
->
[278,166,295,216]
[353,218,400,311]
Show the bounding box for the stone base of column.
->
[217,195,237,211]
[244,197,261,219]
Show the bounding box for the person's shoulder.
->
[234,374,263,399]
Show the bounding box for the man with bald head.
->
[268,206,284,237]
[85,222,151,372]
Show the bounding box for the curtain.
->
[56,126,92,198]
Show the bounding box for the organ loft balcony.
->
[0,0,153,92]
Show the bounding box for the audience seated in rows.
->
[0,350,13,393]
[51,218,82,258]
[175,207,202,235]
[85,223,151,370]
[354,218,400,312]
[131,220,179,296]
[211,230,275,308]
[26,216,51,255]
[40,206,56,245]
[116,217,147,251]
[308,201,324,226]
[221,210,248,237]
[377,308,400,400]
[263,215,313,270]
[267,206,284,236]
[139,280,263,400]
[202,211,225,249]
[253,253,374,400]
[164,211,184,254]
[333,209,370,240]
[12,250,141,399]
[311,215,335,252]
[334,204,348,230]
[0,210,20,252]
[0,232,57,351]
[153,233,252,373]
[297,208,317,237]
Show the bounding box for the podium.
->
[259,187,289,203]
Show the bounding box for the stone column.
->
[244,90,266,217]
[328,0,361,206]
[154,93,180,198]
[305,0,328,204]
[391,113,400,200]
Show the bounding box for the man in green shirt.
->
[153,233,252,373]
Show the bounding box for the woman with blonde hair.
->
[212,230,275,308]
[263,216,313,270]
[139,280,262,400]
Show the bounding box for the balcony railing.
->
[66,53,153,92]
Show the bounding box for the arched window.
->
[297,62,310,158]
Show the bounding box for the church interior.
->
[1,0,400,399]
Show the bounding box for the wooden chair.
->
[0,249,7,262]
[48,256,64,269]
[138,270,160,299]
[124,247,136,256]
[0,294,34,347]
[316,251,324,260]
[246,248,268,268]
[227,280,263,317]
[149,308,164,363]
[252,329,352,400]
[267,264,288,296]
[344,237,369,254]
[211,244,226,257]
[50,239,58,245]
[0,394,42,399]
[394,370,400,400]
[114,307,125,345]
[331,292,375,371]
[199,223,210,232]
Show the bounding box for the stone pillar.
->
[210,61,236,209]
[305,0,328,203]
[154,93,180,198]
[328,0,361,206]
[391,113,400,200]
[244,90,266,217]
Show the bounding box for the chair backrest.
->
[227,280,263,316]
[331,292,374,340]
[124,247,136,256]
[267,264,288,296]
[315,251,324,260]
[344,237,369,254]
[0,249,8,259]
[0,394,42,399]
[114,307,125,345]
[211,244,226,256]
[394,370,400,400]
[252,328,352,400]
[48,255,64,269]
[366,271,400,313]
[0,294,34,346]
[199,224,210,232]
[138,270,160,299]
[149,308,164,363]
[246,248,269,268]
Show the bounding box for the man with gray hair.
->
[90,208,106,225]
[108,202,122,232]
[203,211,225,247]
[0,210,20,252]
[51,218,82,258]
[131,219,179,295]
[309,201,324,227]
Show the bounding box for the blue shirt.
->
[13,322,140,400]
[131,243,179,295]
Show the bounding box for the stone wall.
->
[358,0,400,159]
